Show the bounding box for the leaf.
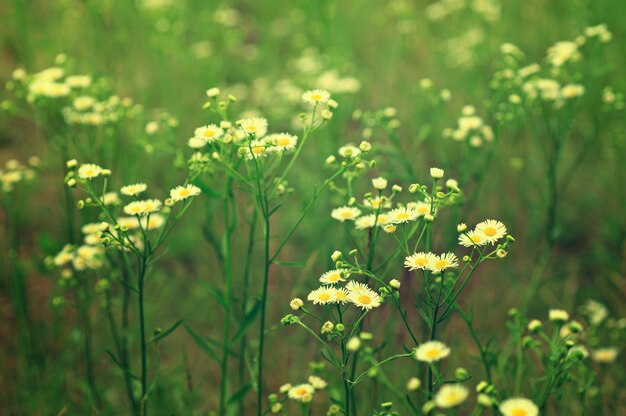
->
[148,319,184,344]
[106,349,140,381]
[184,325,220,364]
[192,179,224,199]
[414,303,432,327]
[227,383,251,405]
[231,300,261,343]
[268,203,282,216]
[120,279,139,294]
[199,281,227,310]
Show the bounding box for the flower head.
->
[307,286,336,305]
[78,163,103,179]
[428,252,459,273]
[347,285,381,310]
[434,384,468,408]
[238,117,268,138]
[319,269,348,284]
[302,89,331,105]
[388,207,419,224]
[170,184,201,202]
[499,398,539,416]
[121,183,147,196]
[404,252,436,271]
[266,133,298,152]
[475,220,507,244]
[415,340,450,363]
[288,383,315,402]
[331,206,361,222]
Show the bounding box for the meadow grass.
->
[0,1,625,415]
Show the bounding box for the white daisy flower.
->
[414,340,450,363]
[170,184,201,202]
[121,183,147,196]
[331,206,361,222]
[319,269,348,284]
[499,398,539,416]
[404,252,436,271]
[475,219,507,244]
[428,252,459,273]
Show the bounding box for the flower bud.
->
[406,377,421,391]
[290,298,304,311]
[430,167,444,179]
[346,337,361,352]
[372,177,388,190]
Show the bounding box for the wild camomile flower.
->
[308,375,327,389]
[78,163,103,179]
[355,214,383,229]
[124,201,146,216]
[331,206,361,222]
[288,384,315,402]
[407,201,431,217]
[388,207,419,224]
[238,117,268,138]
[302,89,331,105]
[319,269,348,284]
[170,184,201,202]
[332,287,349,303]
[592,347,619,363]
[415,341,451,363]
[142,199,162,214]
[499,398,539,416]
[103,192,120,205]
[194,124,223,143]
[458,230,487,247]
[434,384,469,408]
[121,183,147,196]
[307,286,336,305]
[117,216,140,230]
[266,133,298,152]
[475,219,507,244]
[404,252,436,271]
[428,253,459,273]
[345,281,369,292]
[347,285,381,310]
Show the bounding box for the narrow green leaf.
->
[231,300,261,343]
[227,383,251,405]
[184,325,220,364]
[106,349,140,381]
[148,319,184,344]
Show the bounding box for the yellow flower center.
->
[484,226,497,237]
[340,211,354,219]
[246,125,257,133]
[252,146,265,155]
[310,93,322,101]
[203,130,215,138]
[414,258,428,267]
[179,189,191,197]
[318,293,331,301]
[328,273,340,282]
[277,137,291,146]
[470,234,482,243]
[335,291,346,300]
[511,409,527,416]
[417,207,429,214]
[425,349,440,359]
[434,259,449,269]
[296,388,307,396]
[397,212,409,220]
[357,295,372,305]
